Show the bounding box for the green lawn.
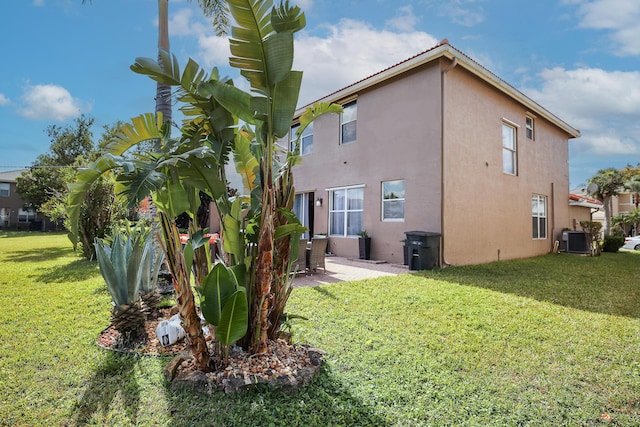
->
[1,231,639,426]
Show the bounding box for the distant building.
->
[0,170,36,229]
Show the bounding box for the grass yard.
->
[1,231,639,426]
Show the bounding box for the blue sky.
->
[1,0,639,188]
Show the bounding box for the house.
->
[289,40,581,266]
[569,193,602,230]
[0,170,35,229]
[571,184,638,235]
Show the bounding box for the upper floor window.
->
[525,116,535,140]
[532,194,547,239]
[341,101,357,144]
[329,185,363,237]
[290,123,313,155]
[0,183,9,197]
[502,122,517,175]
[382,180,405,221]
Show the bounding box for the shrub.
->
[602,235,625,252]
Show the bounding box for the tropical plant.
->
[587,168,625,236]
[68,0,341,369]
[94,227,156,344]
[580,220,603,256]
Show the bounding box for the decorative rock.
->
[166,341,325,394]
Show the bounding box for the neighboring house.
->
[0,170,35,229]
[569,193,602,229]
[289,40,581,266]
[594,191,636,235]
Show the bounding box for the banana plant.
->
[196,262,248,360]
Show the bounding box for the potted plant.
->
[358,230,371,260]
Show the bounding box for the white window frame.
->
[293,193,310,240]
[18,208,36,223]
[0,183,9,197]
[328,184,364,237]
[290,123,313,156]
[382,180,405,222]
[525,115,535,140]
[502,121,518,175]
[532,194,547,240]
[341,101,357,144]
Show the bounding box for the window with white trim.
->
[382,180,405,221]
[329,186,363,237]
[532,194,547,239]
[502,122,517,175]
[341,101,357,144]
[290,122,313,155]
[525,116,534,140]
[18,208,35,223]
[0,183,9,197]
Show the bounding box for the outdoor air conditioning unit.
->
[564,231,590,254]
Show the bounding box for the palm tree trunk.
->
[156,0,172,124]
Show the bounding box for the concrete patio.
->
[292,256,409,288]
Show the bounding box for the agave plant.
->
[94,227,155,345]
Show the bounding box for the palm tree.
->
[588,168,625,236]
[84,0,229,126]
[625,175,640,209]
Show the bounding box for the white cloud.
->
[32,0,44,6]
[0,94,9,106]
[439,0,484,27]
[169,8,207,37]
[525,67,640,161]
[18,84,88,121]
[572,0,640,56]
[190,15,438,107]
[385,5,420,32]
[293,19,439,105]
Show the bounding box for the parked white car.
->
[622,236,640,250]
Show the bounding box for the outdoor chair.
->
[308,237,327,273]
[290,239,309,275]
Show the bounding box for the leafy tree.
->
[587,168,625,236]
[16,115,94,212]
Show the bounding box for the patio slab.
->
[293,256,409,288]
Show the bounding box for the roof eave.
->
[296,43,581,139]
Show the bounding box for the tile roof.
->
[296,39,580,139]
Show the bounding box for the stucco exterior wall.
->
[442,65,571,265]
[293,63,443,262]
[569,206,593,230]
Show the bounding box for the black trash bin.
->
[405,231,441,270]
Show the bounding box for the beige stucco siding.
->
[293,63,443,262]
[442,65,570,265]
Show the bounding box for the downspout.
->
[440,56,458,267]
[550,182,555,252]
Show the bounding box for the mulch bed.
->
[96,307,324,393]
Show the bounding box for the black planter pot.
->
[359,237,371,260]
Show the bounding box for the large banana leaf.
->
[199,262,238,326]
[233,130,260,191]
[216,290,248,346]
[106,113,165,156]
[228,0,305,95]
